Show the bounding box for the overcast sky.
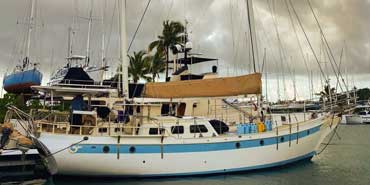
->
[0,0,369,100]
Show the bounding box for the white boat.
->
[6,84,341,176]
[342,105,370,124]
[6,70,340,177]
[33,114,339,176]
[5,0,347,177]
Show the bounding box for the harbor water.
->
[49,125,370,185]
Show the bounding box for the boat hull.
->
[37,116,338,177]
[344,115,370,124]
[3,69,42,94]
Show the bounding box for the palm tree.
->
[128,51,152,83]
[147,51,165,82]
[148,20,185,80]
[316,85,336,104]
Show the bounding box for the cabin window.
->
[91,100,105,106]
[161,104,170,115]
[190,125,208,133]
[161,104,176,116]
[281,116,287,122]
[171,126,184,134]
[98,128,108,133]
[149,128,163,135]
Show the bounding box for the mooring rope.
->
[47,136,89,157]
[317,116,341,155]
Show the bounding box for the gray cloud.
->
[0,0,369,100]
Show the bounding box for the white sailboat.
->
[5,0,347,177]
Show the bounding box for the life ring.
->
[68,145,82,154]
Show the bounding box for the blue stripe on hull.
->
[74,124,321,154]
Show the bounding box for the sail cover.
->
[144,73,262,98]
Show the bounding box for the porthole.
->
[280,137,285,142]
[260,140,264,146]
[129,146,136,153]
[103,145,110,153]
[235,142,241,149]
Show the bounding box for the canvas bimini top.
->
[144,73,262,98]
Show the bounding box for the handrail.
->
[36,120,169,137]
[221,99,250,116]
[6,105,37,136]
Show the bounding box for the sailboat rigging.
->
[2,0,355,177]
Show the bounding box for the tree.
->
[357,88,370,102]
[316,85,336,104]
[128,50,151,83]
[148,20,185,80]
[0,93,18,122]
[147,51,165,82]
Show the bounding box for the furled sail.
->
[144,73,262,98]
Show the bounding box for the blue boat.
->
[2,0,43,94]
[3,68,42,94]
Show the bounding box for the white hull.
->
[38,116,338,177]
[343,115,370,124]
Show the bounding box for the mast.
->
[100,0,107,84]
[310,70,314,100]
[70,0,78,58]
[306,53,311,100]
[119,0,129,97]
[67,26,72,58]
[85,1,93,67]
[293,66,297,101]
[277,72,281,102]
[245,0,257,73]
[184,20,189,61]
[245,0,262,115]
[264,48,268,102]
[25,0,36,68]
